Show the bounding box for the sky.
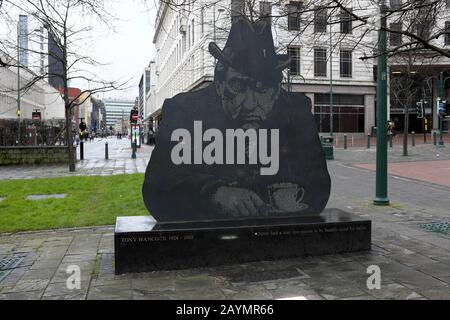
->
[85,0,157,101]
[0,0,158,101]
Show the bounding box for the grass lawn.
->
[0,174,148,233]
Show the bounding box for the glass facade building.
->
[104,99,135,129]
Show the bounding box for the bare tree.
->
[0,0,128,172]
[148,0,449,136]
[154,0,448,55]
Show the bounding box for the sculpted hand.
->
[213,187,268,217]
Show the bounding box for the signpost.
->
[130,108,139,159]
[437,99,446,147]
[32,111,41,121]
[439,72,449,147]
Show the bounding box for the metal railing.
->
[0,119,66,146]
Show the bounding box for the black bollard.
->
[131,142,137,159]
[105,142,109,160]
[80,141,84,160]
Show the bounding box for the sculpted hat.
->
[209,17,289,84]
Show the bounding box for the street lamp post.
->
[329,22,334,139]
[374,1,390,206]
[438,72,449,147]
[17,22,21,145]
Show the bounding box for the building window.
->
[340,8,352,34]
[314,48,327,77]
[340,50,352,78]
[390,0,402,9]
[201,7,204,35]
[390,23,402,46]
[446,21,450,45]
[231,0,245,20]
[182,34,186,55]
[145,70,150,94]
[260,1,272,22]
[314,94,365,133]
[287,2,303,31]
[191,19,195,46]
[415,20,432,39]
[288,46,301,75]
[188,25,191,49]
[314,7,327,33]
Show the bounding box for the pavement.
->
[0,137,152,180]
[0,138,450,300]
[331,132,450,149]
[356,160,450,188]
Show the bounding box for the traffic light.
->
[79,121,87,132]
[416,100,424,119]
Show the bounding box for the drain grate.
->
[0,256,24,271]
[0,270,10,283]
[419,222,450,236]
[0,256,25,283]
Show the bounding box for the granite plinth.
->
[114,209,371,274]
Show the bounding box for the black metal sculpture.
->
[142,17,331,222]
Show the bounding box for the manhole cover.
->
[419,222,450,236]
[0,256,24,283]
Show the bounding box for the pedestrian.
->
[388,120,397,138]
[75,134,80,146]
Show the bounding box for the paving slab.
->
[3,279,50,293]
[43,281,89,299]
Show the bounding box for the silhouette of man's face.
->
[216,66,281,129]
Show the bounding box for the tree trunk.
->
[62,26,75,172]
[65,105,75,172]
[403,105,409,157]
[403,56,411,157]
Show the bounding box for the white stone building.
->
[0,49,64,121]
[139,61,158,137]
[149,0,450,134]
